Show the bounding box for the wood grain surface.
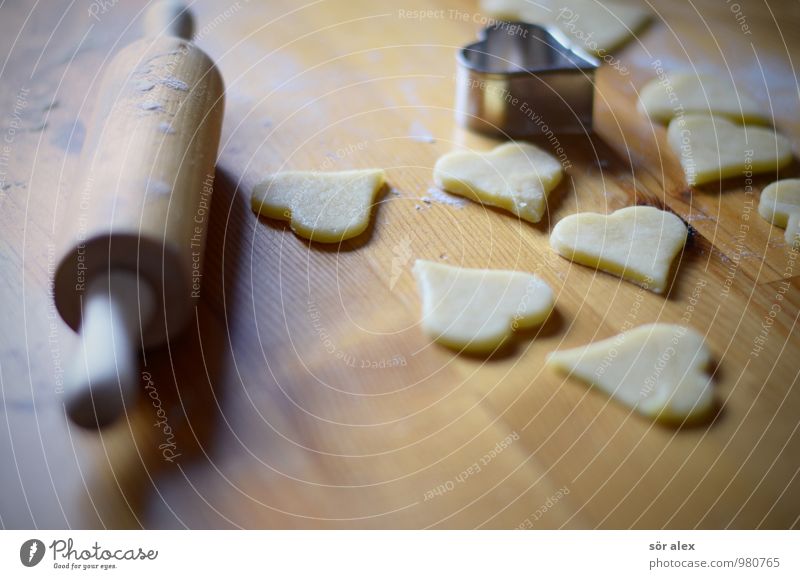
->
[1,0,798,529]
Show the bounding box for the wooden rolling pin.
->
[53,1,225,428]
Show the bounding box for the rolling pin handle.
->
[144,1,195,40]
[64,270,155,429]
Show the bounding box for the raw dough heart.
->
[481,0,650,54]
[433,142,563,223]
[413,260,554,353]
[550,206,687,294]
[638,73,768,124]
[547,324,714,423]
[667,115,793,186]
[251,169,386,242]
[251,169,386,243]
[758,178,800,245]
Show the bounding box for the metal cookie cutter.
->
[456,22,599,137]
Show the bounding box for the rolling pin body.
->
[54,21,225,427]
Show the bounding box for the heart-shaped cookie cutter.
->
[456,22,599,137]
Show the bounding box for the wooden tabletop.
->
[1,0,798,529]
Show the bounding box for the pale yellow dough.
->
[251,169,385,242]
[667,115,793,186]
[550,206,687,294]
[433,142,563,223]
[413,260,554,353]
[638,73,768,124]
[481,0,650,55]
[758,179,800,245]
[547,324,714,423]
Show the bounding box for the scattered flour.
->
[148,180,172,197]
[408,121,435,144]
[422,187,468,208]
[160,76,189,91]
[686,213,716,222]
[738,250,764,261]
[139,100,164,112]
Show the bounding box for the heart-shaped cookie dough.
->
[433,142,563,223]
[550,206,687,294]
[758,178,800,245]
[547,324,714,423]
[251,169,386,242]
[667,115,793,186]
[413,260,554,353]
[481,0,650,54]
[639,73,768,124]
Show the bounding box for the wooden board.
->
[1,0,798,529]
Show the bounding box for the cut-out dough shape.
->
[481,0,650,55]
[667,115,793,186]
[638,73,768,124]
[413,260,554,353]
[547,324,713,423]
[550,206,687,294]
[433,142,563,223]
[758,178,800,245]
[251,169,386,242]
